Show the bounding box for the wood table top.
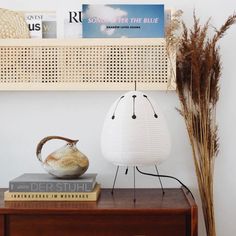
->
[0,188,195,214]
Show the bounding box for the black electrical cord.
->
[136,167,195,200]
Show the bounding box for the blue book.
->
[82,4,165,38]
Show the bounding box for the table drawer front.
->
[6,214,187,236]
[0,215,4,236]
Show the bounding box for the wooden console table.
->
[0,188,197,236]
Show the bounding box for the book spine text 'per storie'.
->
[9,181,96,192]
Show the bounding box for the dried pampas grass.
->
[166,11,236,236]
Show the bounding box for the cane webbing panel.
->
[0,38,176,90]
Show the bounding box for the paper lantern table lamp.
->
[101,91,171,199]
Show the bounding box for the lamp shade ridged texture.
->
[101,91,171,166]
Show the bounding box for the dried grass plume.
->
[166,11,236,236]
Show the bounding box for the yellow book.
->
[4,184,100,202]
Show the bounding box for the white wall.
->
[0,0,236,235]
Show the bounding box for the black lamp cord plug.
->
[136,167,195,200]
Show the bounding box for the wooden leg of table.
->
[0,215,4,236]
[182,188,198,236]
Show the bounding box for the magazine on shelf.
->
[82,4,165,38]
[64,9,82,38]
[24,11,57,38]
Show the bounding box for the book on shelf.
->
[9,173,97,192]
[4,184,100,202]
[60,9,82,38]
[82,4,165,38]
[24,11,57,38]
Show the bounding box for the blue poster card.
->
[82,4,165,38]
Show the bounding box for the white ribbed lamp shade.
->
[101,91,171,166]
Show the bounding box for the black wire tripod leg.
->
[155,165,165,196]
[111,166,119,195]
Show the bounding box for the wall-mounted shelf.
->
[0,38,176,91]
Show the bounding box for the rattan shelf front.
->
[0,38,176,91]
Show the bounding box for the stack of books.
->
[4,173,100,201]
